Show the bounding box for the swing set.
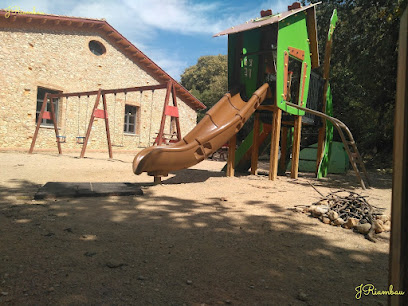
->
[28,81,181,158]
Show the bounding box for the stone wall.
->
[0,20,197,152]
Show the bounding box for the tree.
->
[309,0,407,166]
[181,55,228,121]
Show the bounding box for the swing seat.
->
[56,135,66,143]
[76,136,86,144]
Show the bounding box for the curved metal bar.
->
[286,102,370,189]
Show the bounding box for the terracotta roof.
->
[213,2,320,37]
[0,10,206,110]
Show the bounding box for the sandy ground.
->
[0,151,392,305]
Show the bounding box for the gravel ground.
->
[0,151,392,305]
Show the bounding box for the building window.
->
[124,105,137,134]
[89,40,106,56]
[36,87,60,126]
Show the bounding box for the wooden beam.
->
[11,15,17,22]
[389,7,408,306]
[66,20,72,26]
[226,134,237,177]
[80,90,102,158]
[101,94,113,158]
[49,96,62,155]
[269,108,282,180]
[76,22,84,27]
[40,19,47,24]
[54,20,60,25]
[29,94,49,154]
[26,17,32,23]
[290,115,302,178]
[250,112,260,175]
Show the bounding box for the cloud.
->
[123,0,225,35]
[142,46,188,81]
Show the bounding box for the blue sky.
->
[2,0,294,80]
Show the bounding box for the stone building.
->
[0,10,205,153]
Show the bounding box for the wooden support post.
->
[171,82,182,141]
[279,127,288,175]
[154,176,162,185]
[80,89,102,158]
[226,134,236,177]
[29,94,49,154]
[291,115,302,179]
[49,96,62,155]
[269,108,282,180]
[101,93,113,159]
[250,112,260,175]
[157,81,172,145]
[389,7,407,306]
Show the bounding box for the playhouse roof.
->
[213,2,320,37]
[213,2,320,68]
[0,10,206,111]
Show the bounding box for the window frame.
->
[123,104,138,135]
[36,87,61,127]
[88,40,106,56]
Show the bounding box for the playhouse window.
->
[124,105,137,134]
[286,57,303,104]
[36,87,60,126]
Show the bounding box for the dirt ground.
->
[0,151,392,305]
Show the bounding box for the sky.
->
[2,0,295,80]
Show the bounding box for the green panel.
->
[228,34,238,91]
[221,123,264,173]
[317,84,334,178]
[240,29,261,98]
[276,13,311,115]
[288,142,348,174]
[328,9,338,41]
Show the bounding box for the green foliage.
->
[308,0,407,167]
[181,55,228,121]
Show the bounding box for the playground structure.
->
[29,81,182,158]
[131,2,369,188]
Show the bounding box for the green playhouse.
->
[214,1,370,188]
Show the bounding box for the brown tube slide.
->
[132,83,270,177]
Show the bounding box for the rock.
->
[383,220,391,232]
[312,206,327,217]
[333,218,345,226]
[343,218,359,229]
[186,280,193,285]
[376,214,391,222]
[373,220,385,233]
[225,300,232,304]
[294,207,304,213]
[137,276,146,281]
[220,197,228,202]
[1,292,8,296]
[47,287,55,293]
[296,290,308,302]
[355,223,372,234]
[327,210,339,221]
[321,216,331,224]
[106,260,126,269]
[84,252,97,257]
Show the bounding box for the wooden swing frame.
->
[29,82,176,158]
